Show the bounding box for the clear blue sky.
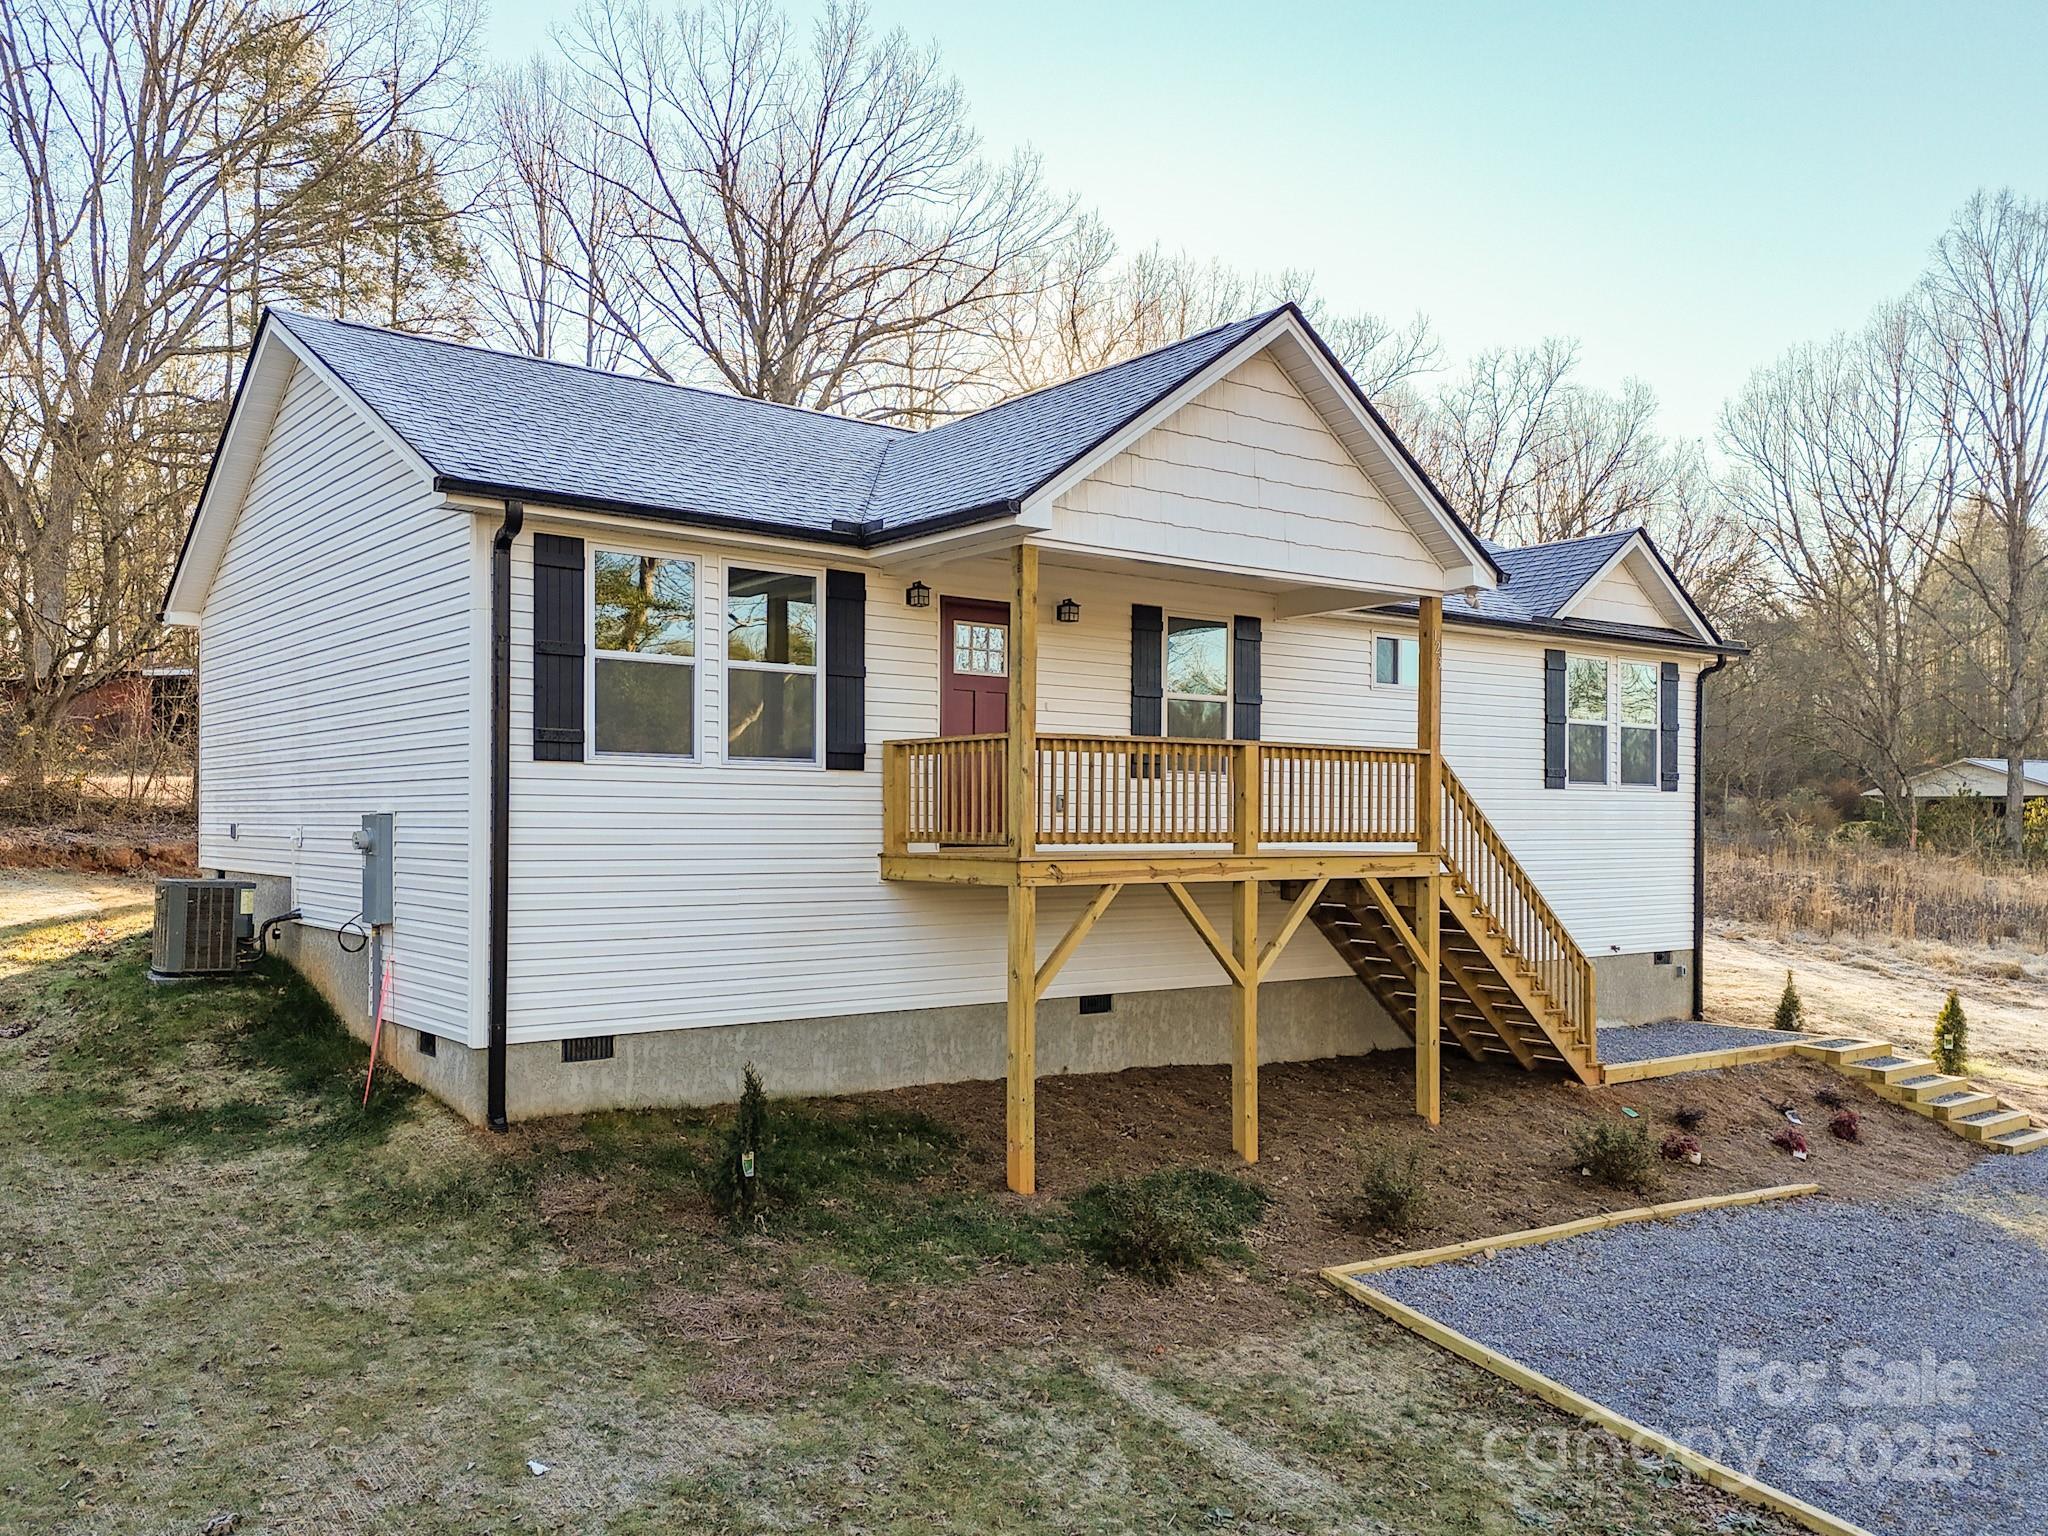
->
[481,0,2048,441]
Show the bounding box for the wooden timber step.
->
[1812,1041,2047,1155]
[1307,878,1597,1084]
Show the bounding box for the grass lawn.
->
[0,899,1811,1534]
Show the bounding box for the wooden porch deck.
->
[878,545,1598,1193]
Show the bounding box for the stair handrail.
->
[1435,762,1597,1053]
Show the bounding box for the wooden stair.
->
[1796,1038,2048,1154]
[1306,763,1601,1085]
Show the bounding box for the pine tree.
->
[1932,990,1969,1075]
[710,1064,769,1221]
[1772,970,1805,1032]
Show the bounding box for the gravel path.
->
[1370,1155,2048,1536]
[1595,1019,1799,1065]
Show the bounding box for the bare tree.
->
[0,0,469,799]
[550,0,1075,420]
[1719,304,1951,841]
[1917,188,2048,850]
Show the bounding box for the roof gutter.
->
[487,498,523,1130]
[1692,651,1731,1020]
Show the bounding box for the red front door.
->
[940,597,1010,735]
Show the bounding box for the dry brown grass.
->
[1708,831,2048,949]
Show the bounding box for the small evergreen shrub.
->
[708,1064,769,1222]
[1352,1146,1426,1233]
[1931,990,1968,1076]
[1673,1104,1707,1131]
[1828,1109,1861,1143]
[1568,1119,1659,1193]
[1813,1084,1847,1110]
[1772,971,1805,1032]
[1072,1168,1268,1284]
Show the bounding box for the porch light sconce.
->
[1055,597,1081,624]
[905,580,932,609]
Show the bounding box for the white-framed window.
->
[591,548,697,758]
[726,564,820,762]
[1375,633,1419,687]
[1619,660,1659,787]
[1165,615,1230,738]
[1565,654,1609,785]
[951,617,1008,677]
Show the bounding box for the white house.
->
[1868,759,2048,813]
[164,303,1738,1192]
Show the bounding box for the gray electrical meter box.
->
[354,812,394,926]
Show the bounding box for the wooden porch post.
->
[1232,876,1259,1162]
[1415,595,1443,1125]
[1006,543,1040,1193]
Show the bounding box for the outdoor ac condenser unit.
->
[150,878,256,980]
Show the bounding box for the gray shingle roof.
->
[273,306,1280,543]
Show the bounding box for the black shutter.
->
[1659,660,1681,792]
[824,568,867,771]
[1131,605,1163,736]
[533,533,585,762]
[1232,615,1262,741]
[1542,648,1566,789]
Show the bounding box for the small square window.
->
[952,620,1008,677]
[1375,634,1419,687]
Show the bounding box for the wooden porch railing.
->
[884,734,1426,851]
[1437,763,1597,1052]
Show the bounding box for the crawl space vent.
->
[562,1035,616,1064]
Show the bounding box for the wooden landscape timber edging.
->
[1319,1184,1872,1536]
[1598,1039,1802,1085]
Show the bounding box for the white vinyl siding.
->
[1048,352,1446,591]
[505,525,1700,1041]
[195,361,474,1040]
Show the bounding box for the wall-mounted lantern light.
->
[1055,597,1081,624]
[905,580,932,609]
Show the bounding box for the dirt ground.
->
[1707,918,2048,1111]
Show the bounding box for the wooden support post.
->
[1007,882,1038,1194]
[1234,741,1261,855]
[1232,877,1259,1162]
[1415,869,1441,1125]
[1416,595,1442,857]
[882,741,908,856]
[1008,543,1039,858]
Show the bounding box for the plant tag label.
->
[741,1150,756,1179]
[1792,1148,1808,1161]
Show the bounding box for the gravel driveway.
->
[1370,1155,2047,1536]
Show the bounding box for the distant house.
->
[163,304,1740,1193]
[1871,759,2048,813]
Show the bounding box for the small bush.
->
[1673,1104,1707,1131]
[1660,1132,1701,1164]
[1771,1127,1809,1158]
[1813,1084,1847,1110]
[1772,971,1805,1032]
[1828,1109,1861,1143]
[708,1064,769,1222]
[1932,990,1969,1076]
[1352,1146,1426,1233]
[1567,1119,1659,1193]
[1072,1168,1268,1284]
